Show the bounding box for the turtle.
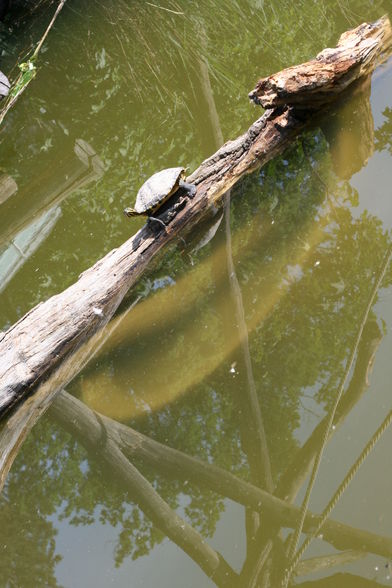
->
[124,166,196,228]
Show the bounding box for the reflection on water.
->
[77,149,332,420]
[1,1,392,587]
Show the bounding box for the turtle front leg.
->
[178,179,197,197]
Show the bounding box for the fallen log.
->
[0,296,132,491]
[0,15,391,416]
[249,15,392,108]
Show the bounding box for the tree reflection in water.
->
[1,31,392,588]
[0,85,392,587]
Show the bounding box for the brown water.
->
[1,1,392,586]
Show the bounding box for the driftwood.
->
[0,16,391,416]
[0,297,141,492]
[249,15,392,108]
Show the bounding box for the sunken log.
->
[0,15,391,416]
[49,390,392,561]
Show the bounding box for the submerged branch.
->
[33,0,67,59]
[223,191,275,586]
[284,245,392,583]
[197,34,274,576]
[295,551,366,577]
[238,315,384,587]
[285,408,392,583]
[275,318,382,502]
[224,194,273,493]
[96,435,237,586]
[49,390,392,561]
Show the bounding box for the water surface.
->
[1,1,392,586]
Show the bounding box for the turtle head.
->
[123,207,138,218]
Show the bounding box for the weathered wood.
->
[0,16,390,416]
[0,296,130,491]
[249,15,392,108]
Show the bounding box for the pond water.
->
[1,1,392,586]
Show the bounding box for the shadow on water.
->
[1,2,392,587]
[1,62,392,586]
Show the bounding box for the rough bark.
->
[0,299,140,491]
[0,15,390,416]
[249,15,392,108]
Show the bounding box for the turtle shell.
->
[134,167,185,214]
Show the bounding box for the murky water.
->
[1,1,392,586]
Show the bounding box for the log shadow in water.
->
[1,24,392,586]
[0,237,390,587]
[45,319,390,587]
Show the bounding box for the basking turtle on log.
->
[0,16,391,418]
[124,166,196,229]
